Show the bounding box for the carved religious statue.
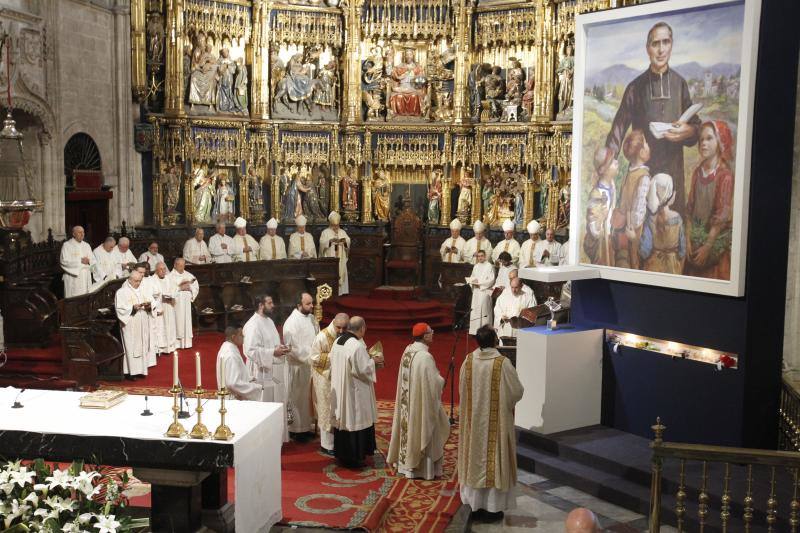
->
[372,169,391,221]
[313,59,339,110]
[233,58,248,115]
[427,168,443,224]
[342,165,360,214]
[192,162,215,223]
[481,66,505,121]
[212,172,235,223]
[387,47,426,119]
[281,164,301,222]
[556,40,575,120]
[188,33,218,113]
[316,165,331,216]
[299,164,326,222]
[456,170,473,223]
[246,166,264,221]
[162,164,181,216]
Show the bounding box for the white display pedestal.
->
[515,325,603,434]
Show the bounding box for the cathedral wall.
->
[783,54,800,375]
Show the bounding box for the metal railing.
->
[781,377,800,452]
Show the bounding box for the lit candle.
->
[172,351,179,387]
[195,352,202,389]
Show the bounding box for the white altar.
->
[514,326,603,434]
[0,387,283,532]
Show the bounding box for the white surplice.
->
[139,251,165,272]
[288,232,317,259]
[468,262,495,334]
[463,237,493,265]
[519,238,539,268]
[183,238,211,265]
[533,239,563,266]
[493,265,512,290]
[309,323,338,451]
[258,234,287,260]
[231,233,260,262]
[93,245,117,283]
[208,233,235,263]
[491,238,521,265]
[282,309,319,434]
[155,273,178,354]
[60,238,96,298]
[112,247,137,278]
[243,313,288,441]
[330,335,378,432]
[115,280,151,376]
[387,341,450,480]
[440,236,466,263]
[168,269,198,349]
[494,289,536,338]
[140,275,160,367]
[458,348,524,513]
[216,340,263,401]
[319,227,351,295]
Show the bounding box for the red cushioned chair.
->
[384,204,422,286]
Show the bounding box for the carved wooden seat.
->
[385,206,422,286]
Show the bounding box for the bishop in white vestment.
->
[259,218,287,260]
[288,216,317,259]
[217,327,264,401]
[463,220,494,265]
[231,217,260,262]
[115,269,151,377]
[139,242,164,272]
[208,224,235,263]
[491,220,521,265]
[459,326,524,514]
[113,238,137,278]
[60,226,96,298]
[183,229,211,264]
[310,313,349,454]
[387,323,450,480]
[468,250,496,335]
[154,262,178,355]
[282,293,320,436]
[440,219,466,263]
[494,278,536,339]
[169,258,199,349]
[519,220,541,268]
[330,317,383,467]
[533,228,563,266]
[93,237,117,283]
[319,212,351,295]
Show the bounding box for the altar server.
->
[138,242,164,272]
[330,316,383,468]
[208,223,234,263]
[217,326,263,401]
[183,228,210,264]
[494,277,536,339]
[533,227,563,266]
[519,220,541,268]
[231,217,260,262]
[169,257,199,349]
[115,267,151,377]
[387,323,450,479]
[492,220,521,265]
[283,292,320,439]
[459,326,524,516]
[288,215,317,259]
[153,262,178,355]
[92,236,117,283]
[310,312,349,455]
[113,237,137,278]
[493,252,514,290]
[61,226,96,298]
[468,250,495,335]
[319,212,351,295]
[259,218,287,260]
[440,219,466,263]
[463,220,493,265]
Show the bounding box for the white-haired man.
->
[208,223,234,263]
[259,218,287,260]
[231,217,259,262]
[519,220,541,268]
[168,257,199,349]
[92,236,117,283]
[533,227,563,266]
[492,220,520,265]
[113,237,137,278]
[115,266,151,377]
[463,220,493,265]
[61,226,96,297]
[310,312,350,455]
[153,261,178,355]
[319,212,351,295]
[440,219,466,263]
[288,215,317,259]
[183,228,210,264]
[138,242,164,272]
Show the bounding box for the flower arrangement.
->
[0,459,148,533]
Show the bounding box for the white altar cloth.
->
[0,387,283,533]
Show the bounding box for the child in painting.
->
[685,120,734,280]
[583,146,617,266]
[639,173,685,274]
[611,129,651,270]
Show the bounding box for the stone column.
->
[783,59,800,373]
[164,0,186,116]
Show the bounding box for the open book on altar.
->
[80,389,127,409]
[649,103,703,139]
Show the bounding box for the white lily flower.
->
[43,494,78,513]
[45,469,74,491]
[74,470,100,496]
[23,491,39,507]
[78,512,94,524]
[93,514,121,533]
[4,460,22,472]
[10,467,36,487]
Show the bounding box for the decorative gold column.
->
[343,0,364,124]
[153,162,164,226]
[130,0,147,101]
[471,168,481,223]
[251,0,270,119]
[271,126,281,219]
[451,1,472,124]
[441,172,452,225]
[533,0,555,122]
[164,0,186,116]
[361,167,373,223]
[524,179,534,226]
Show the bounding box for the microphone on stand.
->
[177,380,190,419]
[11,388,26,409]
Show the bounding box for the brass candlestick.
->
[212,387,234,441]
[189,387,210,439]
[165,385,187,438]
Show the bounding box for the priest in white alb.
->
[492,220,521,265]
[440,219,466,263]
[169,257,199,349]
[208,223,234,263]
[494,277,536,340]
[61,226,96,298]
[463,220,493,264]
[113,237,137,278]
[259,218,287,260]
[138,242,164,272]
[288,216,317,259]
[93,237,117,283]
[533,227,563,266]
[310,312,349,455]
[330,316,384,468]
[282,292,319,439]
[459,326,524,517]
[519,220,541,268]
[387,323,450,480]
[319,211,351,295]
[134,263,160,368]
[468,250,495,335]
[217,326,264,401]
[115,267,151,377]
[153,262,178,355]
[183,228,210,264]
[231,217,259,262]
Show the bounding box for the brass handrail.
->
[780,377,800,451]
[653,442,800,468]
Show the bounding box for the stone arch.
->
[63,133,102,187]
